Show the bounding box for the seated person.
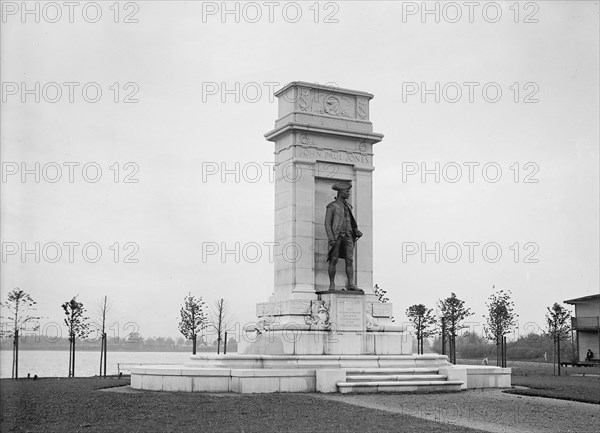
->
[585,349,593,362]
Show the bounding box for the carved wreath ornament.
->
[304,300,331,328]
[297,88,354,118]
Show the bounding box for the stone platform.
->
[130,354,511,393]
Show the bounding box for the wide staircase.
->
[337,367,463,393]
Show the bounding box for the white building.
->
[564,294,600,362]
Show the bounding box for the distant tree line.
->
[427,330,575,363]
[0,333,238,352]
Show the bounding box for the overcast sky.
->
[1,1,598,342]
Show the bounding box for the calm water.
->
[0,350,196,379]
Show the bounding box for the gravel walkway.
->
[316,389,600,433]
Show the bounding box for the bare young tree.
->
[62,296,91,378]
[437,292,473,364]
[178,293,206,355]
[97,296,112,378]
[546,302,571,376]
[210,298,231,354]
[483,288,518,367]
[1,288,40,380]
[406,304,436,355]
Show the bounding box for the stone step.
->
[345,367,439,375]
[337,380,463,394]
[346,374,446,382]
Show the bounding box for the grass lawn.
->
[506,361,600,404]
[0,377,486,433]
[3,362,598,431]
[459,358,600,405]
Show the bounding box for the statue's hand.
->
[355,230,363,239]
[328,239,336,247]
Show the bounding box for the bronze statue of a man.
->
[325,181,362,291]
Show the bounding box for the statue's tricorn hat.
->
[332,181,352,191]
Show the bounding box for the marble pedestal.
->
[240,290,413,356]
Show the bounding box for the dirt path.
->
[316,389,600,433]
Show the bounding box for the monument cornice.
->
[276,110,375,126]
[273,143,374,158]
[275,81,375,99]
[265,122,384,144]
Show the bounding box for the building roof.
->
[564,294,600,304]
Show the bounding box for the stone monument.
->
[130,82,511,393]
[239,81,411,356]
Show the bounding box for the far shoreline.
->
[0,348,236,353]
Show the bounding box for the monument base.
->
[130,354,512,393]
[248,291,405,355]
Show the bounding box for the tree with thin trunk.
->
[1,288,40,380]
[97,296,111,378]
[483,288,518,367]
[178,293,206,355]
[545,302,571,376]
[437,292,473,364]
[62,296,91,378]
[406,304,436,355]
[210,298,230,354]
